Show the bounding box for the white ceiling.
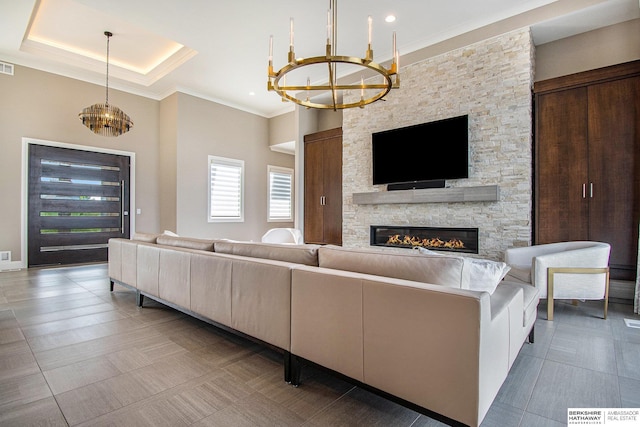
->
[1,0,638,118]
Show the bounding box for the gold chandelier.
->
[79,31,133,137]
[267,0,399,110]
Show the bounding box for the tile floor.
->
[0,263,639,426]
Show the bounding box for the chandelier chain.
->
[105,31,111,106]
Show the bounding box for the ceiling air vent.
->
[0,61,14,76]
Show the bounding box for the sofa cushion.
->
[500,280,540,327]
[318,245,470,288]
[156,235,216,252]
[415,247,510,294]
[213,241,320,266]
[468,259,510,294]
[132,232,159,243]
[504,265,532,284]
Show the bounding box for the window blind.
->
[209,157,244,221]
[268,167,293,221]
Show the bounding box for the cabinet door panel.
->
[588,76,640,279]
[323,136,343,245]
[535,88,589,244]
[304,128,343,245]
[304,140,325,244]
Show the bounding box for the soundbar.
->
[387,180,446,191]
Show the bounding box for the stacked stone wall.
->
[342,27,534,260]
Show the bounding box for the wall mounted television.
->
[372,115,469,190]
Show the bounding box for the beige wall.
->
[0,65,295,268]
[158,93,178,233]
[174,93,294,241]
[316,109,343,132]
[269,111,295,148]
[0,65,160,266]
[535,18,640,81]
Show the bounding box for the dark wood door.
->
[322,134,343,245]
[28,144,130,267]
[587,76,640,279]
[535,87,589,244]
[304,137,325,244]
[304,128,342,245]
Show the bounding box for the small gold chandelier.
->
[79,31,133,137]
[267,0,399,110]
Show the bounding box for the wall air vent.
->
[624,318,640,329]
[0,61,14,75]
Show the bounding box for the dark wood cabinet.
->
[304,128,342,245]
[534,61,640,280]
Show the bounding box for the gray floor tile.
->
[619,376,640,407]
[479,400,523,427]
[614,339,640,380]
[546,323,617,374]
[519,411,566,427]
[495,354,544,410]
[527,360,620,423]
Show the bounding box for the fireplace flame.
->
[386,234,466,249]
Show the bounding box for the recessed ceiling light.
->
[385,15,396,23]
[249,92,255,96]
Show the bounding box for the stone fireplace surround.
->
[341,27,534,261]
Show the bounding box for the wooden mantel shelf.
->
[352,185,499,205]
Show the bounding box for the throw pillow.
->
[162,230,179,237]
[415,247,510,294]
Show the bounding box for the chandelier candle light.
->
[267,0,400,110]
[79,31,133,137]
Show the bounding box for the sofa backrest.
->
[132,232,160,243]
[318,245,470,288]
[213,241,321,266]
[155,235,218,252]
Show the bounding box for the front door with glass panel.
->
[28,144,130,267]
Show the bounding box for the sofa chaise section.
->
[290,245,535,427]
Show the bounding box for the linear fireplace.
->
[370,225,479,254]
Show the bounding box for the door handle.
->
[120,180,125,233]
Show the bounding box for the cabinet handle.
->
[320,196,326,206]
[590,182,593,198]
[582,183,586,199]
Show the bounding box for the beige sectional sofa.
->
[108,234,539,427]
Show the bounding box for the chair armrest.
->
[504,242,589,266]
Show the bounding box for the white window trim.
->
[267,165,294,222]
[208,155,244,223]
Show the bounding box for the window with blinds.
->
[268,166,293,222]
[208,156,244,222]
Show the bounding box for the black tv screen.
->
[372,115,469,185]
